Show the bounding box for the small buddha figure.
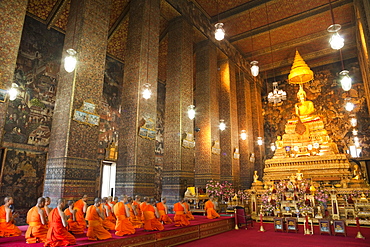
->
[275,136,284,149]
[253,170,259,182]
[352,164,362,180]
[296,169,303,181]
[295,86,315,117]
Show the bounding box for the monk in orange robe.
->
[64,200,85,235]
[0,196,21,237]
[107,196,116,219]
[127,197,142,228]
[142,199,164,231]
[205,196,220,219]
[44,197,52,218]
[85,198,111,241]
[74,195,88,230]
[156,198,172,224]
[173,199,190,227]
[44,198,76,247]
[184,199,194,221]
[140,197,149,221]
[101,197,115,230]
[132,195,143,228]
[113,196,135,236]
[25,197,48,243]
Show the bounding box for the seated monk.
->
[156,198,172,225]
[0,196,21,237]
[74,195,88,230]
[184,199,194,221]
[106,196,116,219]
[205,196,220,219]
[85,198,112,241]
[101,197,115,231]
[25,197,48,243]
[113,195,135,236]
[173,198,190,227]
[127,197,142,228]
[140,197,149,221]
[44,197,52,218]
[132,195,143,228]
[142,199,164,231]
[64,200,85,235]
[44,199,76,247]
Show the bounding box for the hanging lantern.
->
[240,130,247,140]
[270,143,276,151]
[327,24,344,50]
[250,61,259,77]
[64,48,77,73]
[219,119,226,131]
[142,83,152,99]
[214,23,225,41]
[257,137,263,146]
[8,83,19,101]
[187,105,195,120]
[350,117,357,127]
[339,70,352,91]
[345,101,354,112]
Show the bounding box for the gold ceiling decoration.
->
[288,50,314,84]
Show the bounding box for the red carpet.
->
[177,222,370,247]
[0,215,232,247]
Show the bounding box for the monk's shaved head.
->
[4,197,12,203]
[94,198,101,204]
[57,198,65,205]
[67,200,74,206]
[37,197,45,204]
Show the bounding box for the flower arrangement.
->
[314,189,329,207]
[237,190,250,203]
[205,180,234,200]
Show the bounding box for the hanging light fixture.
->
[64,48,77,73]
[268,82,287,104]
[345,99,354,112]
[214,0,225,41]
[350,117,357,127]
[352,129,358,135]
[339,69,351,91]
[270,143,276,151]
[248,9,259,77]
[240,130,247,140]
[257,137,263,146]
[327,0,344,50]
[219,119,226,131]
[8,83,19,101]
[187,105,195,120]
[142,83,152,99]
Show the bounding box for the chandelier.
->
[268,82,286,104]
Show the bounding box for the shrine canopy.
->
[288,50,314,84]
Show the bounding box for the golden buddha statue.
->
[295,86,315,117]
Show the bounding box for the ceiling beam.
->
[46,0,69,30]
[229,0,353,44]
[108,3,130,39]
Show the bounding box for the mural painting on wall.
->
[0,149,46,209]
[98,56,123,160]
[4,16,64,146]
[263,60,370,159]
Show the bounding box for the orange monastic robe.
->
[73,199,87,230]
[25,206,48,243]
[100,205,115,231]
[142,204,164,231]
[105,203,116,223]
[132,201,143,228]
[85,205,112,241]
[44,208,76,247]
[205,200,220,219]
[184,203,194,220]
[127,203,142,228]
[173,202,190,227]
[64,208,85,235]
[156,202,172,224]
[0,205,21,237]
[113,202,135,236]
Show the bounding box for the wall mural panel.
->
[263,59,370,159]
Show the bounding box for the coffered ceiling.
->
[26,0,357,80]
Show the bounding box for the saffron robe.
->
[127,203,142,228]
[0,205,22,237]
[25,206,48,243]
[142,204,164,231]
[173,202,190,227]
[44,208,76,247]
[113,202,135,236]
[73,199,87,230]
[100,205,115,231]
[64,208,85,235]
[205,200,220,219]
[105,203,116,223]
[184,203,194,220]
[131,201,143,228]
[156,202,172,224]
[85,205,111,241]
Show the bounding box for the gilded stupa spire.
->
[288,50,314,84]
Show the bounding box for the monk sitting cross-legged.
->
[142,199,164,231]
[156,198,172,225]
[113,195,135,236]
[205,196,220,219]
[101,197,115,231]
[173,198,190,227]
[184,199,194,221]
[0,196,21,237]
[85,198,112,241]
[74,195,88,230]
[64,200,85,235]
[25,197,48,243]
[44,198,76,247]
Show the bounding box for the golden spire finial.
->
[288,50,314,84]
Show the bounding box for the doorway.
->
[101,161,116,198]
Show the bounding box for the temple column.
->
[43,0,111,205]
[0,0,28,145]
[116,0,160,197]
[250,79,265,180]
[219,59,240,187]
[236,71,255,189]
[194,40,220,187]
[162,17,194,203]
